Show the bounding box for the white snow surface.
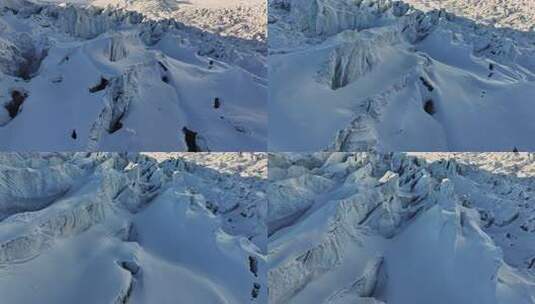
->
[269,0,535,151]
[268,152,535,304]
[0,152,267,303]
[0,0,266,151]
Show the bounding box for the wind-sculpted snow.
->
[269,0,535,151]
[0,1,267,151]
[0,152,267,304]
[268,152,535,304]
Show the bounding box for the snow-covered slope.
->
[0,0,266,151]
[0,152,267,303]
[268,0,535,151]
[268,152,535,304]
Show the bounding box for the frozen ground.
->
[0,0,266,151]
[268,152,535,304]
[0,152,267,303]
[268,0,535,151]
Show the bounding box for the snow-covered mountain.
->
[268,152,535,304]
[0,152,267,303]
[268,0,535,151]
[0,0,266,151]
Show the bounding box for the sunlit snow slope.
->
[405,0,535,32]
[0,152,267,303]
[33,0,267,41]
[269,0,535,151]
[0,0,266,151]
[268,152,535,304]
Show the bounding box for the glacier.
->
[1,152,535,303]
[0,0,266,151]
[268,152,535,304]
[0,152,267,304]
[268,0,535,151]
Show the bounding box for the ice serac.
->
[0,198,113,265]
[325,256,385,304]
[0,0,267,151]
[321,27,401,90]
[399,9,443,43]
[0,154,128,265]
[102,71,135,134]
[325,40,379,90]
[0,156,89,219]
[0,39,29,78]
[404,0,535,32]
[288,0,405,37]
[330,66,422,151]
[267,165,335,235]
[0,152,267,303]
[53,5,141,40]
[331,116,379,151]
[269,152,535,304]
[90,0,266,41]
[386,194,502,304]
[88,68,137,148]
[270,0,535,151]
[269,153,432,304]
[108,34,129,62]
[0,33,48,80]
[0,0,41,17]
